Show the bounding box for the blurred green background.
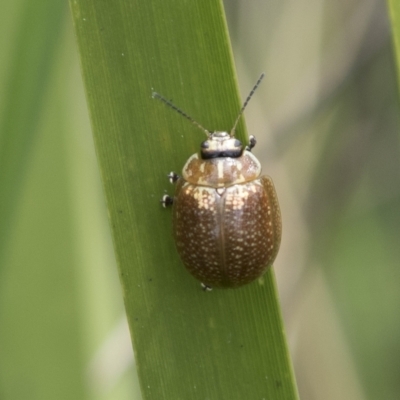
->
[0,0,399,399]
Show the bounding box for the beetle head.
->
[200,132,243,159]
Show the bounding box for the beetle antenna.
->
[230,73,265,136]
[152,92,210,136]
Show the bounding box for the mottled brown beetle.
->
[153,74,281,289]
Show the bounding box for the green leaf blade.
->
[70,0,299,399]
[388,0,400,93]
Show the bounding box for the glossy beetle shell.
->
[172,149,281,288]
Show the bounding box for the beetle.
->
[153,74,281,289]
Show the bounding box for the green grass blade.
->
[0,0,67,268]
[388,0,400,92]
[69,1,299,399]
[0,3,89,399]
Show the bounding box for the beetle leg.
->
[245,135,257,151]
[201,283,213,292]
[167,171,180,184]
[160,194,174,208]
